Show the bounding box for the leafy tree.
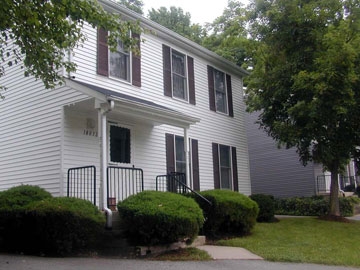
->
[0,0,141,96]
[246,0,360,216]
[117,0,144,15]
[147,6,206,44]
[203,0,250,67]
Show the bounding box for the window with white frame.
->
[219,144,232,189]
[175,136,186,174]
[172,50,187,100]
[109,39,130,82]
[213,68,227,114]
[109,125,131,164]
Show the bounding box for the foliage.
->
[0,197,105,256]
[245,0,360,216]
[249,194,275,222]
[0,0,141,94]
[150,247,212,261]
[274,196,359,217]
[117,0,143,15]
[147,6,206,44]
[202,0,250,67]
[117,191,204,246]
[0,185,52,210]
[217,217,360,267]
[194,190,259,238]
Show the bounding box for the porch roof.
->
[65,79,200,128]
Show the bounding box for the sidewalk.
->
[197,245,263,260]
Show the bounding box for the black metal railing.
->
[67,166,96,205]
[107,166,144,210]
[156,172,212,206]
[317,174,359,194]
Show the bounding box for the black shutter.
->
[226,74,234,117]
[97,28,109,76]
[212,143,220,189]
[192,139,200,191]
[207,65,216,111]
[166,133,175,173]
[231,147,238,191]
[188,56,196,105]
[163,45,172,97]
[132,32,141,87]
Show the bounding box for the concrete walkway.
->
[197,245,263,260]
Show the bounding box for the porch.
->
[63,79,201,210]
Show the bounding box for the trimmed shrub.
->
[0,197,105,255]
[249,194,275,222]
[195,190,259,238]
[274,196,360,217]
[0,185,52,210]
[117,191,204,246]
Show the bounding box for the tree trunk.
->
[329,170,340,216]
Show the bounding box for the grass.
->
[216,217,360,267]
[149,247,212,261]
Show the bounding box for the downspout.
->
[98,100,114,229]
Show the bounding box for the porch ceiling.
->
[65,79,200,128]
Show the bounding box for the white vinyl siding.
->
[0,63,90,195]
[0,20,251,197]
[71,23,251,194]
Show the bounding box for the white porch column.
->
[98,109,107,210]
[184,127,191,188]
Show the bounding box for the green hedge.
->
[0,195,105,255]
[0,185,52,210]
[249,194,276,222]
[194,190,259,238]
[117,191,204,246]
[274,196,360,217]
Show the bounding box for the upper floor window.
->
[97,28,141,87]
[172,50,187,100]
[163,44,196,105]
[214,69,227,114]
[109,39,130,82]
[207,65,234,117]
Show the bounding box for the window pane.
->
[216,92,227,113]
[110,126,130,163]
[221,168,231,189]
[172,51,186,76]
[214,70,225,93]
[173,74,187,99]
[109,39,130,81]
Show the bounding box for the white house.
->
[0,0,251,210]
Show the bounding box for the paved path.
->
[0,254,358,270]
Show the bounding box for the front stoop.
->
[137,235,206,256]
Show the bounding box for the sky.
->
[143,0,248,25]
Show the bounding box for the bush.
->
[274,196,360,217]
[249,194,275,222]
[0,185,52,210]
[194,190,259,238]
[117,191,204,246]
[0,197,105,255]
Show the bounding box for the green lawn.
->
[216,217,360,268]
